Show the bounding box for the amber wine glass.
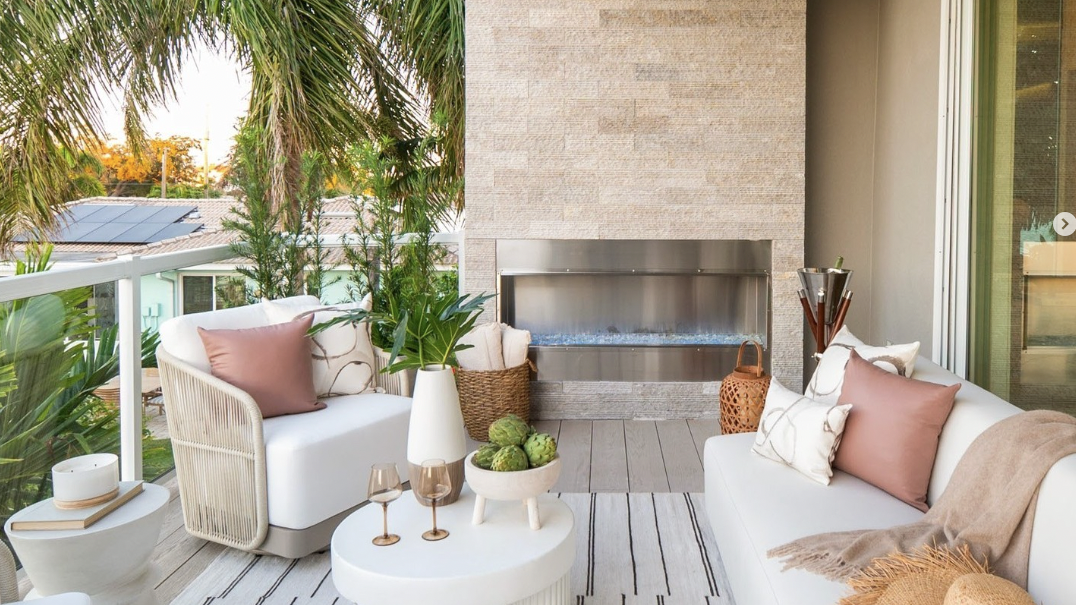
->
[368,463,403,546]
[417,459,451,541]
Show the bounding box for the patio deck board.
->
[687,418,722,464]
[624,421,670,492]
[148,419,716,602]
[553,420,593,492]
[590,420,629,492]
[656,420,704,492]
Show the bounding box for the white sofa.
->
[158,296,412,558]
[704,358,1076,605]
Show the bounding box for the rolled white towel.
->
[501,324,532,368]
[456,322,505,371]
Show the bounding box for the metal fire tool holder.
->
[798,268,853,355]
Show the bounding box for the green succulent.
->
[473,443,500,469]
[523,432,557,467]
[490,445,529,472]
[488,414,531,447]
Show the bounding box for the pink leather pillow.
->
[197,316,324,418]
[834,350,960,511]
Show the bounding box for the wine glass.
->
[368,463,403,546]
[417,459,451,541]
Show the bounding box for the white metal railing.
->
[0,232,463,481]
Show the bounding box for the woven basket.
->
[718,341,771,435]
[457,360,535,442]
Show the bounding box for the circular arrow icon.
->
[1056,212,1076,237]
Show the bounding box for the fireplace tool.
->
[798,262,853,356]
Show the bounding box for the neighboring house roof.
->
[11,196,457,267]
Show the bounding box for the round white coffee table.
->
[5,483,169,605]
[331,486,575,605]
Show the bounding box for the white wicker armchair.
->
[157,297,412,558]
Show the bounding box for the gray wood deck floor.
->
[17,419,721,603]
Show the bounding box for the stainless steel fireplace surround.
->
[497,239,772,382]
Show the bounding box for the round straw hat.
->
[944,573,1035,605]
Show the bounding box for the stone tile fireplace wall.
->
[464,1,806,418]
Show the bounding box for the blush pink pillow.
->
[197,316,324,419]
[834,349,960,511]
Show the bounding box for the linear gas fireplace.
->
[498,239,771,382]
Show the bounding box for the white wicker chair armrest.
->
[0,541,18,603]
[155,346,269,551]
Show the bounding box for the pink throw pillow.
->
[198,316,324,418]
[834,350,960,511]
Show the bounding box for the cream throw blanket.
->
[768,410,1076,588]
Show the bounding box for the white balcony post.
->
[117,255,144,481]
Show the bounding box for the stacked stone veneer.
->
[464,1,806,418]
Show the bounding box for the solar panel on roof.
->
[76,222,133,243]
[145,206,196,224]
[81,205,132,223]
[64,204,109,221]
[113,206,168,223]
[39,203,202,245]
[146,223,200,242]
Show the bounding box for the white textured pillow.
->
[264,300,377,398]
[805,326,920,405]
[751,380,852,485]
[501,324,531,368]
[456,322,505,371]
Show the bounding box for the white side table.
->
[4,483,169,605]
[332,486,575,605]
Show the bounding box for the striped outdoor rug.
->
[171,493,733,605]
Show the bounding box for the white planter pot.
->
[407,365,467,505]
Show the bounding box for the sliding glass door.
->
[972,0,1076,413]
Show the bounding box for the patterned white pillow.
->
[805,326,919,405]
[264,300,377,398]
[751,379,852,485]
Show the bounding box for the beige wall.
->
[805,0,879,341]
[466,1,807,416]
[806,0,943,369]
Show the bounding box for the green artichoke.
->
[488,414,531,447]
[523,432,557,467]
[474,444,500,470]
[490,445,529,472]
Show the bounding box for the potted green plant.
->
[314,291,492,505]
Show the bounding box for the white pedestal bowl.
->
[464,452,561,530]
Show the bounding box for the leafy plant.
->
[314,292,493,372]
[224,128,337,301]
[343,121,458,349]
[0,244,159,536]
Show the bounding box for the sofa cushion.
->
[704,432,924,605]
[262,392,411,530]
[160,295,321,372]
[752,379,852,485]
[835,350,960,511]
[805,326,920,405]
[198,316,324,418]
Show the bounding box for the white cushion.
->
[262,392,411,530]
[752,380,851,485]
[159,295,321,371]
[704,432,923,605]
[805,326,919,405]
[264,300,377,397]
[457,322,505,371]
